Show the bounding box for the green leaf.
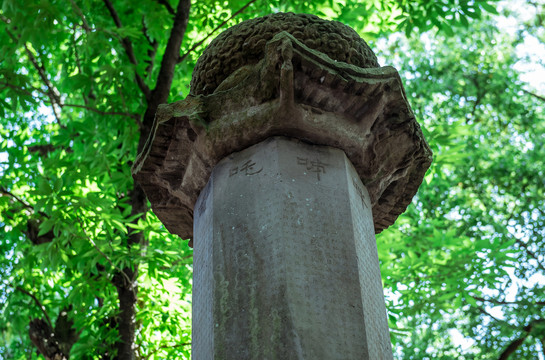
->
[36,179,52,196]
[460,14,469,27]
[37,218,55,237]
[480,2,499,14]
[465,294,478,307]
[53,177,63,193]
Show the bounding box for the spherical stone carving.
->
[190,12,379,96]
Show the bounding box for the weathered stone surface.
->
[132,20,432,244]
[190,12,379,96]
[193,137,393,359]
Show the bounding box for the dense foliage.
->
[378,3,545,357]
[1,0,543,359]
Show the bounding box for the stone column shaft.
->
[193,137,392,359]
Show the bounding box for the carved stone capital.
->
[133,20,432,244]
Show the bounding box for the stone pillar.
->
[193,137,391,359]
[133,12,432,360]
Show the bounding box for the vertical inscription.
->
[229,159,263,177]
[297,157,328,180]
[352,178,369,209]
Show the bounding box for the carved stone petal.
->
[132,32,432,243]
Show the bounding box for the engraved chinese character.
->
[352,178,369,209]
[297,157,328,180]
[229,159,263,177]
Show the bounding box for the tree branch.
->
[477,306,505,325]
[28,144,62,156]
[68,0,92,33]
[2,22,55,100]
[61,103,140,120]
[514,238,545,273]
[139,0,191,151]
[498,319,545,360]
[0,81,47,99]
[71,24,93,105]
[473,295,545,306]
[141,16,159,80]
[155,0,175,15]
[1,17,63,125]
[13,286,54,330]
[75,215,133,288]
[0,187,48,218]
[177,0,258,64]
[499,336,527,360]
[149,0,191,110]
[522,88,545,103]
[464,76,484,124]
[23,44,62,106]
[2,78,135,120]
[102,0,151,100]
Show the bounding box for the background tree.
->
[377,1,545,357]
[1,0,542,359]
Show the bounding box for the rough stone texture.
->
[190,12,379,96]
[193,137,393,359]
[132,26,432,243]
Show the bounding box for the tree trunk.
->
[29,307,78,360]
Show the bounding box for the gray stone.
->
[132,24,432,244]
[190,12,379,96]
[193,137,392,359]
[132,13,432,360]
